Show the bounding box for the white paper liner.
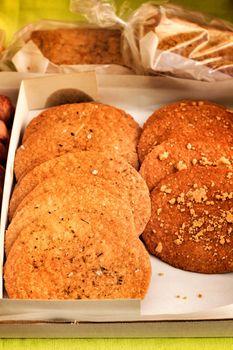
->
[96,74,233,316]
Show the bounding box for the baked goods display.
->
[4,102,152,300]
[0,0,232,330]
[4,96,233,302]
[138,100,233,273]
[30,28,123,66]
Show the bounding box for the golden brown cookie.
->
[140,136,233,191]
[5,177,136,256]
[138,101,233,163]
[4,211,151,299]
[11,171,143,230]
[142,167,233,273]
[15,103,141,180]
[9,151,150,233]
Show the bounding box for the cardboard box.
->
[0,72,232,337]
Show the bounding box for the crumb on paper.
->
[157,272,164,276]
[71,320,79,325]
[175,294,187,300]
[197,293,203,298]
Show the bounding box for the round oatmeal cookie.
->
[9,151,150,233]
[5,178,136,256]
[15,103,141,180]
[4,210,151,300]
[140,135,233,191]
[138,100,233,163]
[10,172,144,235]
[143,100,222,129]
[142,167,233,274]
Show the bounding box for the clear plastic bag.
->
[122,3,233,80]
[1,1,233,80]
[70,0,233,80]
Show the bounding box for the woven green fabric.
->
[0,0,232,347]
[0,0,233,43]
[0,338,232,349]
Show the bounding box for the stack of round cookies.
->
[4,102,152,299]
[138,100,233,274]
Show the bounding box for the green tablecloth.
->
[0,0,233,43]
[0,0,233,348]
